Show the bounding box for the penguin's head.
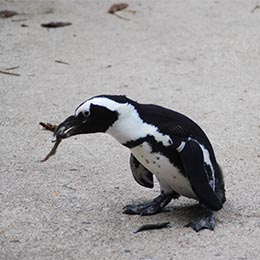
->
[54,95,134,140]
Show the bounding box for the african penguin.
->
[54,95,226,231]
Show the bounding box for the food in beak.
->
[39,122,57,132]
[40,122,62,162]
[41,138,62,162]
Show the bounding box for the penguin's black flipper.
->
[177,139,222,211]
[130,154,154,188]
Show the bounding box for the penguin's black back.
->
[135,103,214,151]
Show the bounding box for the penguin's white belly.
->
[131,142,197,199]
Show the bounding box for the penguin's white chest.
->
[131,142,197,199]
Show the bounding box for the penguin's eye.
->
[81,111,90,117]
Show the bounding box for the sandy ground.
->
[0,0,260,259]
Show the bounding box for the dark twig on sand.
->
[113,13,130,21]
[11,18,27,22]
[5,66,20,71]
[62,183,76,191]
[55,60,70,65]
[108,3,130,21]
[0,70,20,76]
[41,22,72,28]
[251,3,260,13]
[134,222,170,233]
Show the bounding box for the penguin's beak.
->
[54,115,84,139]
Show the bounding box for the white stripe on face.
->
[75,97,122,116]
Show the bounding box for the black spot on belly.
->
[124,135,184,175]
[145,159,149,164]
[152,161,156,164]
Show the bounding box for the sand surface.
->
[0,1,260,259]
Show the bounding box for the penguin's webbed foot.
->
[185,209,215,232]
[122,193,173,216]
[123,200,161,215]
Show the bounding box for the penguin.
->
[54,95,226,231]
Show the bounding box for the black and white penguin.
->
[54,95,226,231]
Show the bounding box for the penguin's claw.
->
[185,210,215,232]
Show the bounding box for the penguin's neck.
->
[106,104,172,147]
